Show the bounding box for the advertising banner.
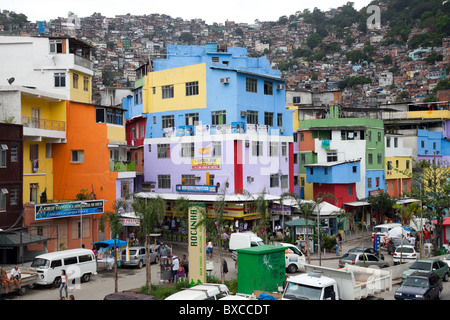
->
[188,203,206,284]
[35,200,105,221]
[191,158,221,170]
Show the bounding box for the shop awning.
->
[344,201,370,207]
[0,231,51,248]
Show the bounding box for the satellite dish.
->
[7,77,15,85]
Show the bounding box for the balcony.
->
[110,161,135,172]
[22,116,65,131]
[22,116,66,142]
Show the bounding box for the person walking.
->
[335,236,340,256]
[206,240,213,260]
[59,270,68,299]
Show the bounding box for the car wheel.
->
[444,273,449,282]
[82,273,91,283]
[138,260,144,269]
[287,264,298,273]
[154,256,159,264]
[52,277,60,288]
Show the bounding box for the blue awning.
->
[91,239,127,248]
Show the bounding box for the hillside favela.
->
[1,0,450,304]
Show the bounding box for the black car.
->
[348,246,385,260]
[395,272,443,300]
[103,291,157,300]
[387,238,410,255]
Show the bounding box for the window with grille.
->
[185,113,199,126]
[264,81,273,95]
[281,175,289,189]
[327,152,337,162]
[162,115,174,129]
[264,112,274,126]
[270,142,278,157]
[158,175,171,189]
[182,174,196,185]
[212,141,222,157]
[252,141,263,157]
[162,85,174,99]
[71,150,84,163]
[10,146,18,162]
[277,113,283,127]
[247,110,258,124]
[49,39,63,53]
[270,174,279,188]
[54,73,66,87]
[73,74,79,89]
[181,143,194,158]
[185,81,199,96]
[246,78,257,93]
[157,144,170,158]
[211,110,226,125]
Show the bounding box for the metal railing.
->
[22,116,65,131]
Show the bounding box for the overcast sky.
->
[4,0,373,24]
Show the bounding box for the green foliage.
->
[75,188,94,200]
[432,79,450,93]
[338,76,372,89]
[345,50,366,63]
[306,33,323,50]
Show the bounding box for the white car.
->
[444,255,450,268]
[393,245,418,265]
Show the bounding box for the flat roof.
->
[135,192,281,202]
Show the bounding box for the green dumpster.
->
[437,247,448,256]
[237,245,286,295]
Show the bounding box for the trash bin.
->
[437,247,448,256]
[236,245,286,295]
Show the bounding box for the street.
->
[4,235,450,300]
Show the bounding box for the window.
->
[158,175,171,189]
[324,168,328,175]
[0,148,6,168]
[277,113,283,128]
[433,142,437,150]
[368,178,372,188]
[121,181,130,198]
[378,132,382,142]
[396,160,399,168]
[51,260,62,268]
[212,141,222,157]
[211,110,226,125]
[281,175,289,189]
[0,191,6,212]
[368,153,373,165]
[106,109,123,125]
[95,108,105,123]
[162,85,174,99]
[64,257,78,266]
[71,150,84,163]
[247,110,258,124]
[377,153,382,164]
[10,146,18,162]
[300,154,306,164]
[162,115,174,129]
[185,81,199,96]
[270,174,279,188]
[181,143,194,158]
[46,143,52,158]
[375,177,380,187]
[246,78,257,93]
[368,130,372,141]
[386,137,391,148]
[83,77,89,91]
[157,144,170,158]
[421,140,424,148]
[293,96,301,104]
[10,189,18,206]
[387,161,393,170]
[140,125,145,138]
[403,181,408,192]
[252,141,263,157]
[73,73,79,89]
[281,142,287,157]
[406,160,410,170]
[353,166,357,173]
[264,112,274,126]
[79,254,93,263]
[348,185,353,196]
[182,174,196,185]
[310,168,314,175]
[49,39,63,53]
[327,152,338,162]
[264,81,273,95]
[54,73,66,87]
[270,142,278,156]
[211,57,220,63]
[185,113,199,126]
[394,137,398,148]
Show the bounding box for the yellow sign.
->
[188,203,206,284]
[199,147,210,154]
[191,158,221,170]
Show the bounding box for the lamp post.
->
[80,201,87,248]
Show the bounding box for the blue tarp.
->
[91,239,127,247]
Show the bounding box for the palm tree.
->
[174,196,191,230]
[99,199,127,293]
[252,189,270,243]
[132,195,166,294]
[313,193,337,265]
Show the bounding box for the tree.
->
[367,192,397,221]
[132,195,166,294]
[99,200,127,293]
[252,189,271,243]
[306,33,323,50]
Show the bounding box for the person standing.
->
[335,236,340,256]
[172,257,180,283]
[206,240,213,260]
[59,270,68,299]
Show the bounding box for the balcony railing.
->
[110,161,135,172]
[22,116,65,131]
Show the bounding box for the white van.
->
[31,249,97,286]
[372,223,401,244]
[229,232,265,252]
[279,243,306,273]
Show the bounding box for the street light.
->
[80,201,87,248]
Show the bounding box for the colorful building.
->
[385,133,412,197]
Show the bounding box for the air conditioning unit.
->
[280,128,285,133]
[220,77,230,84]
[240,110,247,117]
[247,176,254,182]
[276,84,285,90]
[245,140,250,148]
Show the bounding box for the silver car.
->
[339,252,390,268]
[121,246,159,268]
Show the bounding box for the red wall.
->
[314,183,357,208]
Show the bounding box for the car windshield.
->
[341,253,357,260]
[410,261,432,271]
[31,258,50,269]
[403,277,429,288]
[396,247,415,253]
[283,282,322,300]
[374,227,387,233]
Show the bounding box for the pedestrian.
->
[222,259,228,279]
[59,270,68,299]
[181,254,189,278]
[206,240,213,260]
[158,243,171,260]
[10,265,22,290]
[337,233,343,253]
[1,267,12,294]
[304,241,311,264]
[335,236,340,256]
[172,256,180,283]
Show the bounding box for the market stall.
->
[91,239,128,270]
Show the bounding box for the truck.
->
[282,264,392,300]
[277,243,306,273]
[1,266,38,296]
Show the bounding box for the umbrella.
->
[91,239,127,248]
[387,226,409,239]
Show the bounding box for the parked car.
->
[395,272,443,300]
[387,238,411,255]
[401,258,449,282]
[393,245,418,265]
[348,246,385,260]
[338,252,390,268]
[121,246,159,268]
[104,291,157,300]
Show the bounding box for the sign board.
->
[191,158,221,170]
[176,185,217,193]
[35,200,105,220]
[188,203,206,284]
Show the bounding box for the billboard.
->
[188,203,206,284]
[35,200,105,220]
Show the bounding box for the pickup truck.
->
[1,267,38,296]
[277,243,306,273]
[282,264,392,300]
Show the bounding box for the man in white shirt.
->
[10,265,22,289]
[172,257,180,283]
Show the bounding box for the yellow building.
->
[385,156,412,197]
